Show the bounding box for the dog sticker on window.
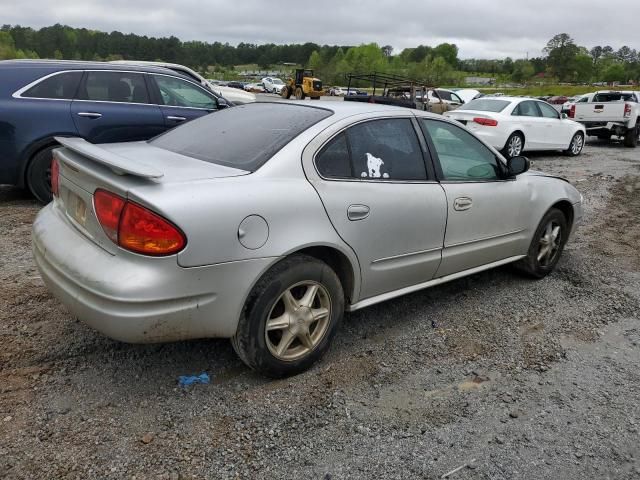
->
[361,153,389,179]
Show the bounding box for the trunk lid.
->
[53,137,248,254]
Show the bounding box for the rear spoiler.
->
[54,137,164,179]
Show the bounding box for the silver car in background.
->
[33,102,583,377]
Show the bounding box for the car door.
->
[536,101,572,149]
[511,100,545,149]
[307,117,448,300]
[71,70,165,144]
[420,118,530,277]
[148,74,218,128]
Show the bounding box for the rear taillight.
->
[93,189,186,256]
[51,156,60,197]
[94,190,125,243]
[624,103,632,118]
[473,117,498,127]
[569,104,576,118]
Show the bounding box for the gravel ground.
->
[1,139,640,480]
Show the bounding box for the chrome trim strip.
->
[12,69,216,111]
[348,255,525,312]
[372,246,442,265]
[445,229,525,248]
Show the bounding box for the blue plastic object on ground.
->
[178,372,210,387]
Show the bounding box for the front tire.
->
[295,87,305,100]
[231,254,344,378]
[515,208,568,279]
[27,145,56,204]
[564,132,584,156]
[502,132,524,159]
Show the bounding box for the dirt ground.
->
[1,139,640,480]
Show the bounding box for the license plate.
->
[68,191,87,227]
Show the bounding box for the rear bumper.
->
[32,203,275,343]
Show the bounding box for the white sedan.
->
[444,97,586,158]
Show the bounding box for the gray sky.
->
[1,0,639,59]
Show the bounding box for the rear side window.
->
[21,71,82,100]
[150,103,333,171]
[316,133,351,178]
[78,71,150,103]
[512,101,541,117]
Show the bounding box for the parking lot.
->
[1,137,640,479]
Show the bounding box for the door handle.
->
[166,116,187,122]
[347,204,370,221]
[454,197,472,211]
[76,112,102,119]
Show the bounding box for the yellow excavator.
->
[281,69,324,100]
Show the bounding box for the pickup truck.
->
[569,90,640,147]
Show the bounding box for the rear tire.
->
[26,145,56,204]
[502,132,524,159]
[623,125,639,148]
[515,208,568,279]
[281,86,292,99]
[564,132,584,156]
[231,254,344,378]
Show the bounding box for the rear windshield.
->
[150,103,333,171]
[458,99,510,112]
[593,92,637,102]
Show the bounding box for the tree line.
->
[0,24,638,85]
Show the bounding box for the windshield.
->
[150,103,333,171]
[458,99,510,112]
[273,79,284,85]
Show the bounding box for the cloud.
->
[1,0,639,58]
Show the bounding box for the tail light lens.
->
[51,156,60,197]
[94,190,125,243]
[624,103,632,118]
[93,189,186,256]
[569,104,576,118]
[473,117,498,126]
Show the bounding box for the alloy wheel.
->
[571,134,584,155]
[537,221,562,266]
[508,135,523,158]
[265,281,332,361]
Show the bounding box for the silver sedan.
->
[33,101,583,377]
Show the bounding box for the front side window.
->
[315,119,427,181]
[78,71,149,103]
[538,102,560,119]
[153,75,217,109]
[451,92,463,104]
[21,71,83,100]
[421,119,501,181]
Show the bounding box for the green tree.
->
[432,43,458,67]
[511,60,534,83]
[544,33,579,82]
[603,64,626,83]
[571,54,593,83]
[0,31,16,59]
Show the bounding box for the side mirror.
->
[507,155,530,177]
[561,113,568,119]
[217,97,230,109]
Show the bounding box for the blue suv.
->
[0,60,230,202]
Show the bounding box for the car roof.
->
[275,100,449,121]
[0,59,188,77]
